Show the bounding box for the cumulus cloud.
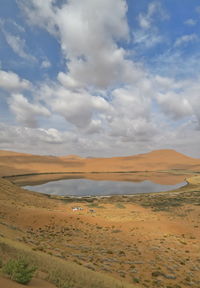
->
[0,0,197,158]
[0,123,71,154]
[157,92,193,120]
[0,121,156,157]
[37,83,111,130]
[57,72,82,89]
[154,76,200,126]
[106,82,157,141]
[20,0,145,89]
[8,93,50,128]
[0,70,30,92]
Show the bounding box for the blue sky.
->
[0,0,200,157]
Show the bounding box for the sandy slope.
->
[1,149,200,177]
[1,177,200,287]
[0,277,56,288]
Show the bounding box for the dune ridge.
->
[1,149,200,177]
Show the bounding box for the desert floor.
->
[0,174,200,288]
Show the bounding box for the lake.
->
[22,173,186,196]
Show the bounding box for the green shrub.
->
[115,203,125,209]
[3,258,37,284]
[132,277,140,283]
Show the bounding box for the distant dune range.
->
[0,149,200,179]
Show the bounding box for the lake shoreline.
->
[6,170,192,185]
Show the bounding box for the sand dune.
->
[0,149,200,177]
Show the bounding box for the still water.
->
[24,178,186,196]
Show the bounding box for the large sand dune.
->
[1,149,200,177]
[0,149,200,177]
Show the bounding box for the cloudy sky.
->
[1,0,200,157]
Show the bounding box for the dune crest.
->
[0,149,200,177]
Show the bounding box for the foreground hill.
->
[0,149,200,177]
[1,174,200,287]
[1,150,200,287]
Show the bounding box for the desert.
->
[1,149,200,288]
[1,1,200,287]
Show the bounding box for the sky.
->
[1,0,200,157]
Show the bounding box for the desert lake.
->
[20,173,187,196]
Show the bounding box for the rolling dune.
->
[0,149,200,177]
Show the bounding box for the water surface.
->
[24,177,186,196]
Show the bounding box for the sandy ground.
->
[1,176,200,288]
[1,149,200,287]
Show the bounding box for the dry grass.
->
[0,238,135,288]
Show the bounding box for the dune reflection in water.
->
[23,176,186,196]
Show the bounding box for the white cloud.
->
[20,0,146,89]
[107,82,156,141]
[157,91,193,120]
[19,0,58,35]
[154,76,200,126]
[133,2,168,49]
[0,0,197,159]
[2,117,200,158]
[37,128,63,144]
[57,72,82,89]
[41,59,51,69]
[84,119,103,134]
[0,123,71,154]
[11,21,26,33]
[174,34,198,47]
[133,29,163,48]
[149,49,200,79]
[37,83,111,130]
[3,31,36,62]
[8,93,50,128]
[138,1,168,30]
[184,19,197,26]
[0,70,30,92]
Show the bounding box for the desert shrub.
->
[3,258,37,284]
[132,277,140,283]
[115,203,125,209]
[87,203,99,208]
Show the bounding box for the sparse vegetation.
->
[0,238,135,288]
[1,173,200,288]
[115,203,126,209]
